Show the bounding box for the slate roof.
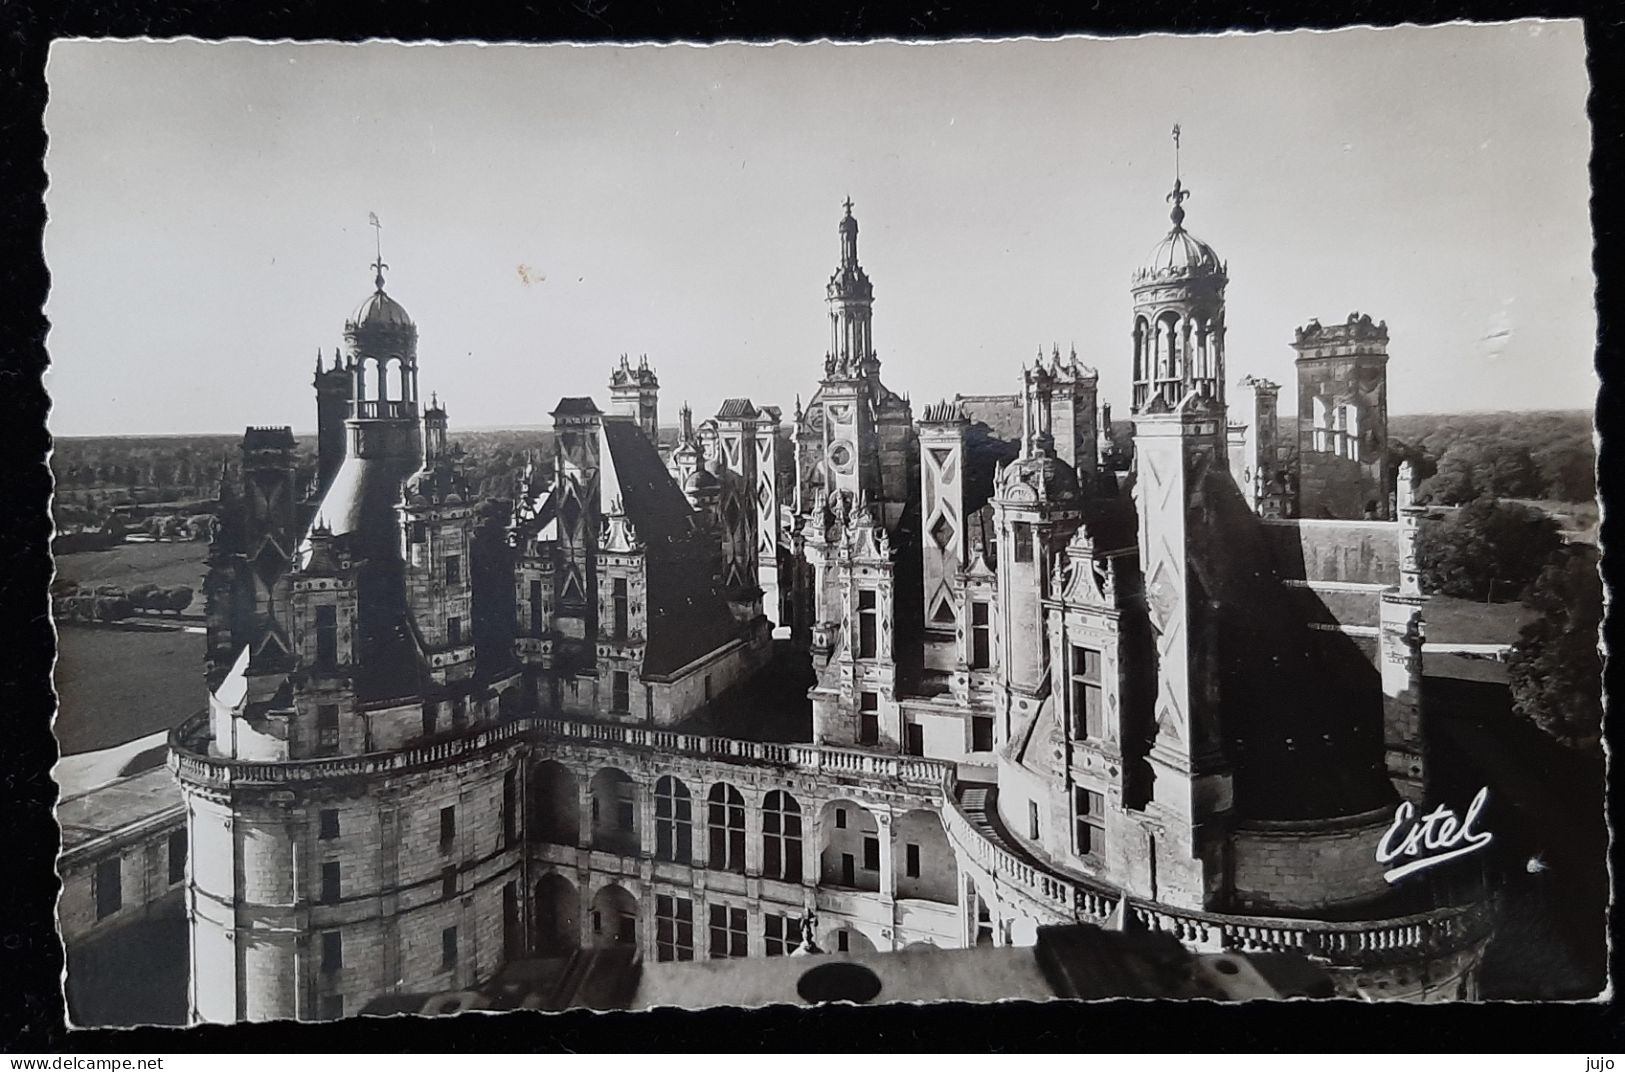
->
[354,612,428,706]
[600,420,740,678]
[311,454,415,554]
[715,398,760,420]
[551,397,603,417]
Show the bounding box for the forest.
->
[1387,410,1594,505]
[51,409,1594,536]
[49,429,552,538]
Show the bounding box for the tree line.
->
[1389,410,1594,505]
[1414,498,1600,753]
[52,581,195,624]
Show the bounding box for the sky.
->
[43,25,1594,437]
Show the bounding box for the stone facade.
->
[1293,313,1393,520]
[168,176,1490,1022]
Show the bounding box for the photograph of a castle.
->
[46,26,1602,1026]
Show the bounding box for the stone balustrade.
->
[169,711,953,792]
[939,771,1493,969]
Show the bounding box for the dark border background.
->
[2,0,1619,1053]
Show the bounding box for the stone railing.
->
[939,779,1120,923]
[534,717,951,788]
[169,712,537,789]
[351,399,417,420]
[169,711,952,792]
[940,773,1493,969]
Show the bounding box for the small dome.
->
[684,468,720,494]
[998,452,1082,506]
[352,288,414,330]
[404,463,468,504]
[1141,226,1223,279]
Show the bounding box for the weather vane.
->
[368,211,388,289]
[1167,124,1190,224]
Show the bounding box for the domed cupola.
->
[824,197,875,381]
[343,220,420,414]
[996,359,1084,511]
[1139,187,1225,280]
[1130,127,1230,415]
[997,451,1082,507]
[351,288,415,331]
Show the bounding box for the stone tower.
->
[1380,461,1428,802]
[1046,345,1100,479]
[175,253,528,1023]
[992,363,1084,735]
[1292,313,1391,520]
[313,349,354,500]
[609,353,660,444]
[815,200,885,510]
[1228,375,1287,518]
[1130,178,1228,415]
[916,399,971,671]
[1127,162,1236,910]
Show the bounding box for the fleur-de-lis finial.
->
[368,212,388,289]
[1167,125,1190,228]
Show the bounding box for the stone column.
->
[802,806,823,889]
[577,776,594,851]
[877,810,895,902]
[578,879,596,949]
[743,791,763,877]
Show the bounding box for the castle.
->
[168,161,1491,1021]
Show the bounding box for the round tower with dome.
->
[172,248,528,1023]
[1130,138,1229,416]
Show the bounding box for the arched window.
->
[1158,313,1181,379]
[707,783,746,873]
[374,356,393,403]
[1132,318,1148,381]
[655,776,692,863]
[762,791,802,882]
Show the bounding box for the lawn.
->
[1423,594,1538,646]
[54,540,210,597]
[53,626,208,756]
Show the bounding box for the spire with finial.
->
[1166,124,1191,229]
[368,211,388,290]
[837,195,860,263]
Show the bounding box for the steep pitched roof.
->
[600,420,740,678]
[551,397,603,417]
[714,398,760,420]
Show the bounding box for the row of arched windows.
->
[351,354,419,405]
[653,777,803,882]
[1131,312,1222,386]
